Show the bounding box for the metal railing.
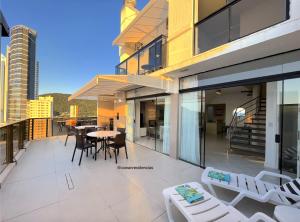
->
[228,97,262,148]
[115,35,167,75]
[194,0,289,54]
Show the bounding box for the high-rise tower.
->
[35,61,39,98]
[0,54,7,123]
[7,25,37,122]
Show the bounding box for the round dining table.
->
[75,125,98,130]
[87,131,120,160]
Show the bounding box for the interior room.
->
[133,96,170,155]
[204,84,267,175]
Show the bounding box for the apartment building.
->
[70,104,79,118]
[27,96,53,119]
[0,11,10,124]
[70,0,300,177]
[7,25,38,122]
[27,96,53,140]
[0,54,7,123]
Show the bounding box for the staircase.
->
[229,97,266,154]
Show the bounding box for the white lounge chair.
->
[163,182,276,222]
[201,167,300,207]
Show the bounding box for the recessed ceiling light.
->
[216,90,222,95]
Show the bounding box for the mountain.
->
[40,93,97,117]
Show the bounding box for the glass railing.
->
[0,119,29,174]
[115,35,167,75]
[194,0,289,54]
[0,117,99,173]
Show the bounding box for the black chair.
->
[65,126,77,146]
[117,128,126,134]
[107,133,127,164]
[72,134,95,165]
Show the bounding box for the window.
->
[232,107,245,117]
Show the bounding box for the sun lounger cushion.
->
[208,170,231,183]
[175,184,204,204]
[279,178,300,204]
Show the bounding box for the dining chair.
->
[72,134,95,165]
[65,125,77,146]
[107,133,127,164]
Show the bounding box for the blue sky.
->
[1,0,148,94]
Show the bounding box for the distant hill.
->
[40,93,97,117]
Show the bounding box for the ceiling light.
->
[216,90,222,95]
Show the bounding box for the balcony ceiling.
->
[113,0,168,46]
[68,74,168,101]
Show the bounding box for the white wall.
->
[265,82,280,169]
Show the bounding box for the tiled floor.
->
[0,136,275,222]
[205,134,267,176]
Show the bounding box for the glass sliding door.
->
[134,96,171,155]
[281,78,300,177]
[135,98,157,150]
[179,91,204,165]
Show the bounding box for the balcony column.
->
[169,86,180,159]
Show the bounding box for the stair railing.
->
[228,96,262,150]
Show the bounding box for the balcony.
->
[115,35,167,75]
[0,127,276,221]
[195,0,289,54]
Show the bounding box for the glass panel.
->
[180,75,199,90]
[179,91,202,165]
[126,100,135,142]
[230,0,287,41]
[0,127,7,173]
[196,9,229,54]
[52,118,67,136]
[134,98,157,150]
[139,46,151,75]
[127,55,139,75]
[13,123,19,156]
[197,0,227,22]
[156,96,171,155]
[282,79,300,177]
[116,61,127,74]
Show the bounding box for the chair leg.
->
[79,149,84,165]
[125,144,128,159]
[114,149,118,164]
[71,147,76,162]
[65,135,69,146]
[86,149,88,157]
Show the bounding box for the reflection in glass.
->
[282,79,300,176]
[179,91,202,165]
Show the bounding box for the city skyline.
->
[1,0,148,95]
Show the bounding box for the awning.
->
[68,74,170,101]
[113,0,168,46]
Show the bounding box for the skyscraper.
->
[0,54,7,123]
[35,61,39,98]
[7,25,37,122]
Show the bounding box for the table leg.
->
[94,141,97,161]
[105,139,107,160]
